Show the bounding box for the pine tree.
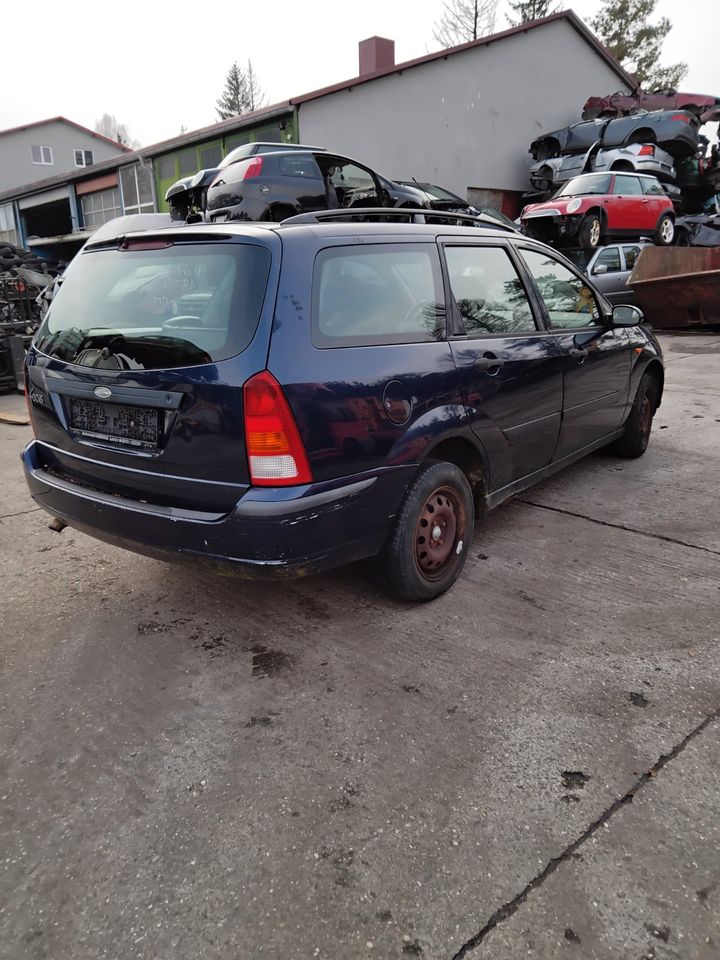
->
[506,0,558,26]
[433,0,498,47]
[216,62,251,121]
[591,0,687,90]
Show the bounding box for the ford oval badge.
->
[94,386,112,400]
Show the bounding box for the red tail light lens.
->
[671,113,691,123]
[243,156,264,180]
[243,371,312,486]
[638,144,655,156]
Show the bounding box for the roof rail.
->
[280,207,517,232]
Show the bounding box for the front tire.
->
[578,213,602,250]
[655,213,675,245]
[611,372,659,458]
[379,462,474,601]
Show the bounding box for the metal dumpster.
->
[628,247,720,328]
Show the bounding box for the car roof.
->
[569,170,659,181]
[83,215,518,251]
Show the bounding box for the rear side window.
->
[35,242,271,370]
[444,245,537,335]
[278,155,322,179]
[642,179,666,196]
[313,244,446,347]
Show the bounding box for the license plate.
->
[69,398,160,448]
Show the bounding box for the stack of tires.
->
[0,241,55,275]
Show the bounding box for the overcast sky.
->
[0,0,714,147]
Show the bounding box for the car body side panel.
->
[266,231,467,488]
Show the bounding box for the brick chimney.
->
[358,36,395,77]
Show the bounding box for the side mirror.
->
[592,263,609,275]
[612,304,644,327]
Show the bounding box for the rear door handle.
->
[473,353,505,374]
[570,347,588,362]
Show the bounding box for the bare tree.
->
[433,0,498,47]
[245,61,266,113]
[94,113,140,148]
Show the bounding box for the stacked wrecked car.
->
[525,90,720,249]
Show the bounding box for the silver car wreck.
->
[530,142,676,191]
[530,141,675,190]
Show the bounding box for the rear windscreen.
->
[35,242,271,370]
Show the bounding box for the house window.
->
[31,145,54,165]
[81,188,122,229]
[74,149,94,168]
[120,163,155,215]
[0,203,19,245]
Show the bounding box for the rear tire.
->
[379,461,474,601]
[578,213,602,250]
[655,213,675,245]
[611,372,659,458]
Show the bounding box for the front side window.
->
[35,242,272,369]
[31,145,53,165]
[314,244,445,347]
[445,246,536,335]
[613,175,643,195]
[521,249,603,329]
[593,246,622,273]
[74,149,94,167]
[321,160,378,208]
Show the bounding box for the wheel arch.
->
[269,202,299,222]
[422,435,489,513]
[643,358,664,409]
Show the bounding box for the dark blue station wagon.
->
[22,212,664,600]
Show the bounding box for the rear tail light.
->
[671,113,692,123]
[243,371,312,486]
[638,144,655,156]
[243,156,264,179]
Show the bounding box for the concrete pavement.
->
[1,333,718,960]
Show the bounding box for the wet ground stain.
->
[251,644,296,678]
[561,771,590,790]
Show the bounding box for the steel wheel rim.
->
[590,219,601,246]
[661,218,674,243]
[415,486,465,582]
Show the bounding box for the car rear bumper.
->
[22,440,413,578]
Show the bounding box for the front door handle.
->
[570,347,588,362]
[474,353,505,374]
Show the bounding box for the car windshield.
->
[35,241,271,370]
[558,174,613,197]
[479,207,516,228]
[411,183,464,202]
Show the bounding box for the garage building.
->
[297,10,635,215]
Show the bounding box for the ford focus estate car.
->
[22,211,664,601]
